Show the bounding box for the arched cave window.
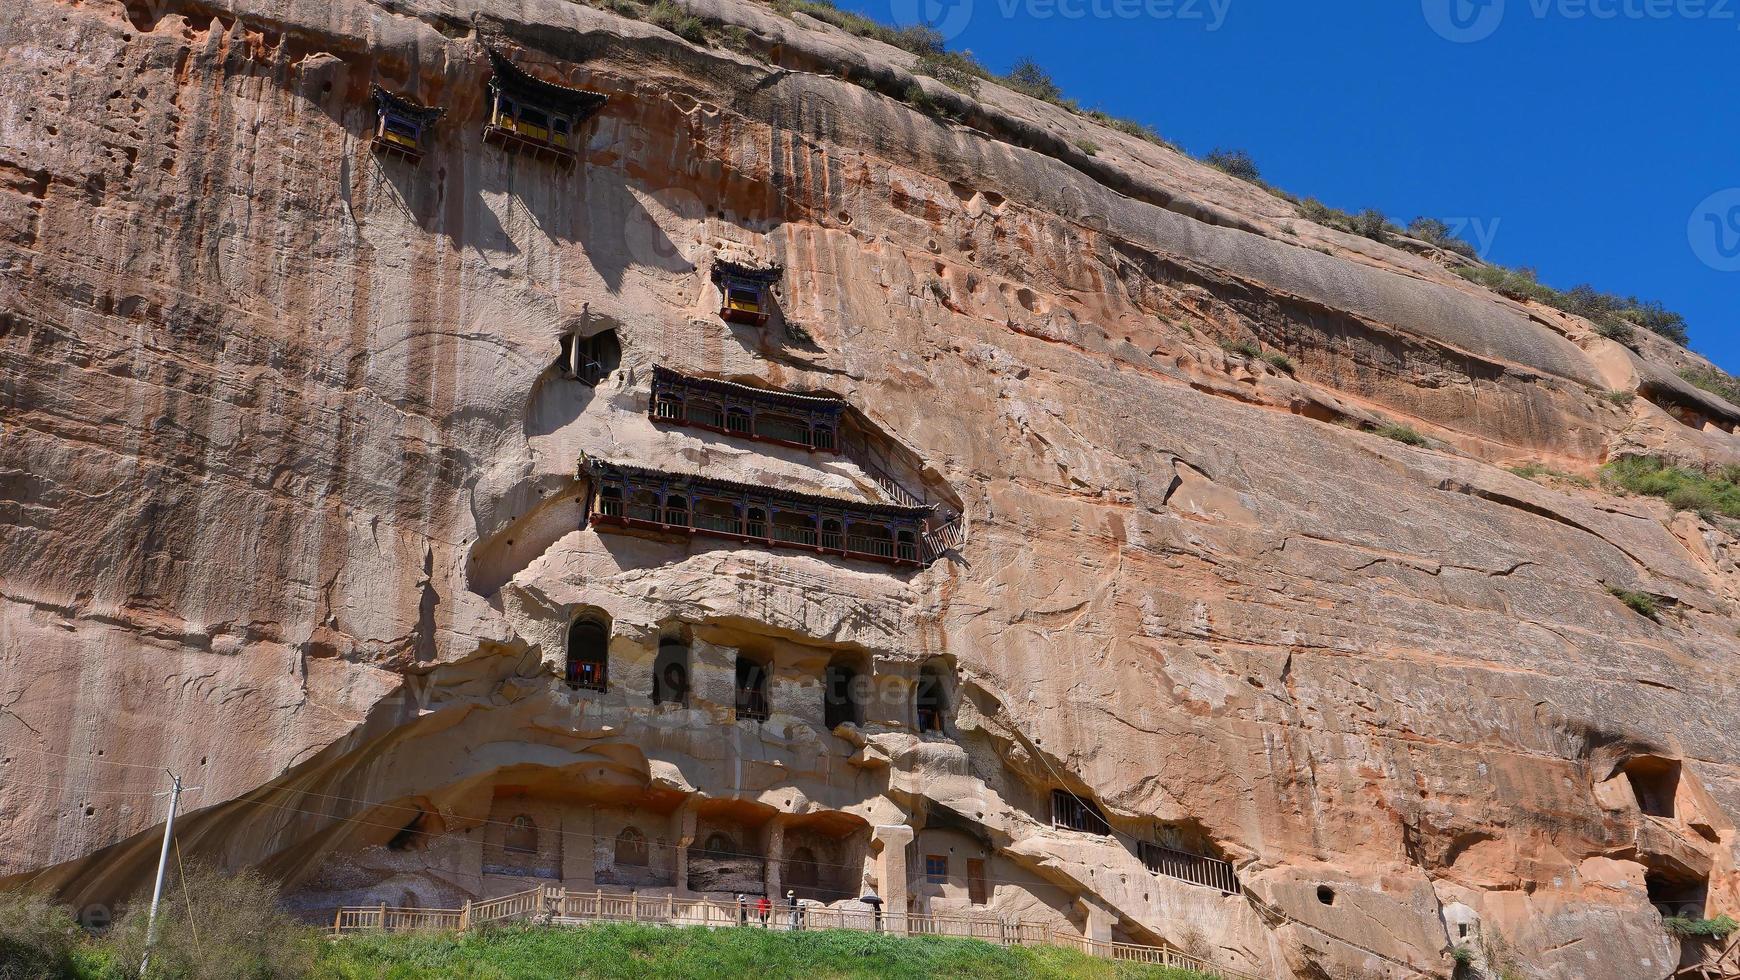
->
[616,826,649,867]
[915,661,949,734]
[506,814,539,854]
[824,659,864,730]
[736,656,770,722]
[653,638,690,706]
[567,616,610,692]
[701,833,737,859]
[567,329,620,386]
[788,846,819,889]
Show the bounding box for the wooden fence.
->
[1060,934,1271,980]
[332,886,1266,977]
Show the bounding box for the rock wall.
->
[3,0,1739,976]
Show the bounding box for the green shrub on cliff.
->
[1406,218,1478,259]
[1203,148,1261,183]
[1003,58,1066,103]
[916,50,987,95]
[1508,464,1592,488]
[1602,456,1740,521]
[1375,423,1429,447]
[1680,367,1740,407]
[1665,914,1740,940]
[1606,586,1660,620]
[647,0,708,43]
[1456,266,1689,346]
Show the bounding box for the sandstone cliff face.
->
[4,1,1739,977]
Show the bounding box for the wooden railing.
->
[1138,841,1242,895]
[1060,934,1270,980]
[837,437,969,560]
[924,512,968,556]
[332,887,1264,977]
[469,885,546,926]
[331,903,467,935]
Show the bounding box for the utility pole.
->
[139,770,184,977]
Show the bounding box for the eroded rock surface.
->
[3,1,1739,977]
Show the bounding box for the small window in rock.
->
[653,639,690,706]
[915,661,949,734]
[615,826,649,867]
[925,854,949,884]
[824,658,865,729]
[506,814,538,854]
[736,656,770,722]
[1623,757,1680,818]
[565,329,620,386]
[1316,885,1336,906]
[567,616,610,692]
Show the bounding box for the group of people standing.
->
[736,890,805,929]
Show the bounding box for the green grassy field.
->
[311,924,1223,980]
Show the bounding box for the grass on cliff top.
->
[313,924,1222,980]
[1602,456,1740,521]
[1680,366,1740,407]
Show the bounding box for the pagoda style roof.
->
[485,48,609,119]
[371,85,444,123]
[582,457,932,519]
[711,259,784,286]
[651,365,844,413]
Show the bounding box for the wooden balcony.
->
[650,366,842,454]
[482,48,606,168]
[583,459,933,568]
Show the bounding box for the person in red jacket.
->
[755,895,772,926]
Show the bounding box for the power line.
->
[0,780,172,798]
[5,745,192,772]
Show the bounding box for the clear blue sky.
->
[847,0,1738,371]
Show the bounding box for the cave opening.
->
[1646,867,1708,920]
[1624,757,1681,819]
